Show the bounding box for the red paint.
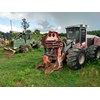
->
[75,42,86,48]
[43,55,47,64]
[82,42,86,48]
[58,48,61,58]
[46,31,62,42]
[75,43,81,47]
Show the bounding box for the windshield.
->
[66,27,80,40]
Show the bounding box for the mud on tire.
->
[20,45,31,53]
[66,47,86,70]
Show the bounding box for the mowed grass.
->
[0,47,100,87]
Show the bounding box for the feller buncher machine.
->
[36,24,100,74]
[4,32,41,54]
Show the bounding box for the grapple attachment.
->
[36,31,64,74]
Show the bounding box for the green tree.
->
[34,29,40,34]
[26,30,32,34]
[21,18,29,33]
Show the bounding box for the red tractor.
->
[36,24,100,74]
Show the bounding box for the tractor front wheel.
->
[66,47,86,70]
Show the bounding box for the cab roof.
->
[66,24,87,29]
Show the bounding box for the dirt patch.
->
[3,50,16,59]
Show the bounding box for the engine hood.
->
[86,34,100,39]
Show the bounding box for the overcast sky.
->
[0,12,100,33]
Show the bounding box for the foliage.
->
[21,18,29,33]
[33,29,40,34]
[32,33,44,40]
[26,30,32,34]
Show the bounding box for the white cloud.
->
[0,12,50,21]
[1,12,98,32]
[0,12,63,33]
[0,12,25,20]
[49,25,62,32]
[0,24,22,32]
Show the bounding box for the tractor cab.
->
[1,32,12,45]
[66,24,87,47]
[3,33,12,40]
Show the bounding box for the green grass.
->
[0,47,100,87]
[32,34,44,41]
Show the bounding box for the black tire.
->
[20,45,30,53]
[66,47,86,70]
[87,45,100,60]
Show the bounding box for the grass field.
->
[0,46,100,87]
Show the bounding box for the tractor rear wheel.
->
[87,45,100,59]
[66,47,86,70]
[20,45,30,53]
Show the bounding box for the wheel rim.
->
[97,50,100,58]
[78,53,85,65]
